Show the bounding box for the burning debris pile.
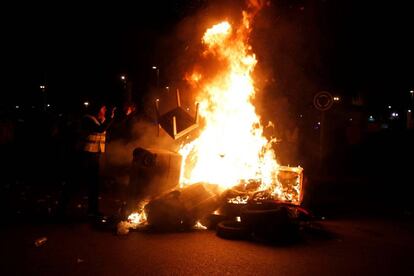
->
[118,2,309,241]
[119,166,305,241]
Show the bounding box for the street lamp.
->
[40,84,47,111]
[152,66,159,88]
[120,74,127,90]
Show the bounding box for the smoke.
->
[247,0,266,10]
[246,0,267,20]
[102,116,185,192]
[105,118,183,169]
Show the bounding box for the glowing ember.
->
[128,210,147,226]
[227,195,249,204]
[179,10,302,204]
[193,221,208,230]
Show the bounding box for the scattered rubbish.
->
[34,237,48,247]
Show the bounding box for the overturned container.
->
[129,147,182,205]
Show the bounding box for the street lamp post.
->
[152,66,159,88]
[40,85,47,111]
[120,74,132,108]
[120,75,127,90]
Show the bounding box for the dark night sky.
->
[1,0,413,111]
[1,1,191,106]
[326,1,414,108]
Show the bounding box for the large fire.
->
[124,4,303,230]
[178,13,301,203]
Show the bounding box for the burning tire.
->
[216,220,249,240]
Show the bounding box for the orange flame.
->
[128,211,147,226]
[179,10,301,204]
[127,199,149,226]
[185,71,203,87]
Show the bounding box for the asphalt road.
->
[2,218,414,275]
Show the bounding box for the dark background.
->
[1,0,413,108]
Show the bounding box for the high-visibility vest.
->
[82,115,107,153]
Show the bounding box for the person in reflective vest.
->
[81,114,109,153]
[79,103,115,217]
[57,101,133,220]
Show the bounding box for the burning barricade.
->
[119,3,311,242]
[119,164,305,242]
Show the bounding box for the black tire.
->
[241,206,291,228]
[219,202,246,217]
[241,205,299,243]
[202,213,229,230]
[216,220,249,240]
